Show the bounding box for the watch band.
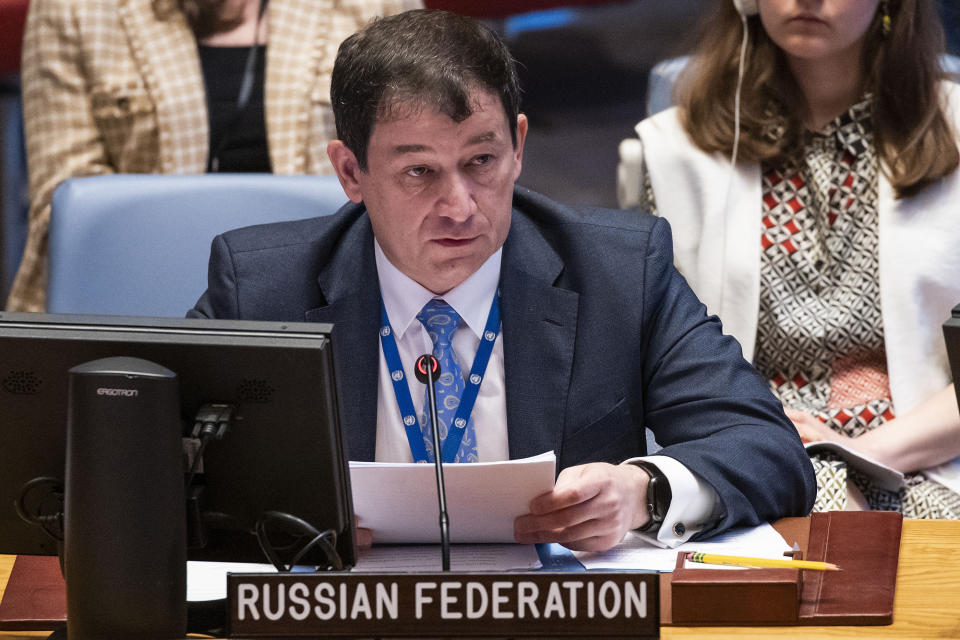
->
[632,460,672,533]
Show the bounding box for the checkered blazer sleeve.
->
[7,0,116,312]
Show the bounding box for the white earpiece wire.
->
[731,9,749,170]
[717,8,751,313]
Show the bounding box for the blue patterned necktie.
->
[417,299,479,463]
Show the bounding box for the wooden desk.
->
[2,520,958,639]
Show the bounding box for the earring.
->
[881,0,892,36]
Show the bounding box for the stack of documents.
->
[349,451,556,544]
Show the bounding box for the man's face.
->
[329,90,527,294]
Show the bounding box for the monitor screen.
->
[0,312,356,568]
[946,303,960,411]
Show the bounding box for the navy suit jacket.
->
[190,186,815,539]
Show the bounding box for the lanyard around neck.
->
[379,291,502,463]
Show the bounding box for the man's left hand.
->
[513,462,649,552]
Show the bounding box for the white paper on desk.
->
[350,451,555,544]
[922,456,960,495]
[353,544,541,573]
[804,440,905,491]
[573,523,790,573]
[187,561,276,602]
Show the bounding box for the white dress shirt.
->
[372,240,717,546]
[374,241,509,463]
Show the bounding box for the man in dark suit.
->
[190,9,815,552]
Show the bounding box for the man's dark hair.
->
[330,10,522,170]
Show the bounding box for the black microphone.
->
[415,354,451,572]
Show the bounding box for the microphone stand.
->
[416,354,451,572]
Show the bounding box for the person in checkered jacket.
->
[7,0,421,313]
[618,0,960,518]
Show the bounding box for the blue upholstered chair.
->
[46,174,347,317]
[645,56,691,117]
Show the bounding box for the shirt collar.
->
[812,93,873,158]
[375,240,502,341]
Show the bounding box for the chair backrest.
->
[47,173,347,317]
[646,55,690,117]
[943,53,960,81]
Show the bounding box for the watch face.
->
[634,461,670,531]
[648,477,664,522]
[649,471,672,523]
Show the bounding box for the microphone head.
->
[415,354,441,384]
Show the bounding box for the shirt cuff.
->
[622,455,719,548]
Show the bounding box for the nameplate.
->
[227,571,659,637]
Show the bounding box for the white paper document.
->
[804,440,905,491]
[350,451,556,544]
[572,523,791,573]
[922,457,960,495]
[188,561,276,602]
[353,544,541,573]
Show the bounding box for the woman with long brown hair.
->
[8,0,420,313]
[619,0,960,516]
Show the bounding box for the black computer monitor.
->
[0,312,356,568]
[946,303,960,410]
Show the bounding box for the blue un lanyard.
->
[378,291,502,463]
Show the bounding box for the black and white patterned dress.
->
[641,97,960,518]
[751,98,960,517]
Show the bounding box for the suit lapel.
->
[118,0,208,173]
[304,216,380,462]
[300,205,580,463]
[500,212,579,461]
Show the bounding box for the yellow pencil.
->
[687,552,841,571]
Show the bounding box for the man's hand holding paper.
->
[513,462,650,551]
